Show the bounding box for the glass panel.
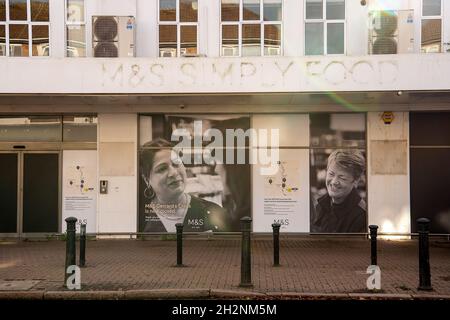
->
[423,0,441,16]
[310,113,366,148]
[0,25,5,56]
[327,22,344,54]
[221,0,239,21]
[0,0,6,21]
[67,0,84,23]
[180,25,197,55]
[222,24,238,56]
[9,24,29,56]
[0,117,62,141]
[305,22,323,55]
[264,24,281,55]
[242,24,260,56]
[326,0,344,20]
[421,19,441,53]
[23,154,59,233]
[306,0,323,19]
[160,0,176,21]
[31,0,49,22]
[0,154,18,233]
[63,116,97,142]
[159,24,177,57]
[9,0,28,20]
[264,0,282,21]
[67,25,85,57]
[243,0,260,20]
[180,0,197,22]
[32,25,48,56]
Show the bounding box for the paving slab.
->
[0,280,41,291]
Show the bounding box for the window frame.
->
[304,0,346,56]
[0,0,50,57]
[65,0,86,57]
[220,0,283,57]
[158,0,199,57]
[420,0,443,53]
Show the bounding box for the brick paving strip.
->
[0,238,449,300]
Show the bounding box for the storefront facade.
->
[1,0,449,236]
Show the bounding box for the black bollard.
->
[369,225,378,265]
[176,223,184,267]
[79,223,86,268]
[417,218,433,291]
[272,223,281,267]
[64,217,77,286]
[240,216,253,287]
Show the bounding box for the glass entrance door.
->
[22,153,60,233]
[0,152,60,235]
[0,153,19,233]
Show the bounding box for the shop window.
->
[159,0,198,57]
[221,0,282,57]
[410,112,450,233]
[0,115,97,143]
[421,0,442,53]
[305,0,345,56]
[0,116,61,142]
[63,115,97,142]
[66,0,86,57]
[0,0,49,57]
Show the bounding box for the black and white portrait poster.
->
[139,115,251,233]
[310,113,367,233]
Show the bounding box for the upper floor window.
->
[159,0,198,57]
[421,0,442,53]
[66,0,85,57]
[0,0,49,57]
[305,0,345,55]
[221,0,282,57]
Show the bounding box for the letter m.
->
[102,63,124,87]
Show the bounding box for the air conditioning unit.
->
[92,16,135,58]
[369,10,414,55]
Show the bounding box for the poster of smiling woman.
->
[139,115,251,233]
[309,113,367,234]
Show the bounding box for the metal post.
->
[369,225,378,265]
[240,216,252,287]
[79,223,86,268]
[176,223,184,267]
[272,223,281,267]
[417,218,433,291]
[64,217,77,286]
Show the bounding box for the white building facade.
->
[0,0,449,237]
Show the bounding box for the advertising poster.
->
[310,114,367,233]
[62,150,97,233]
[252,149,310,232]
[139,115,251,233]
